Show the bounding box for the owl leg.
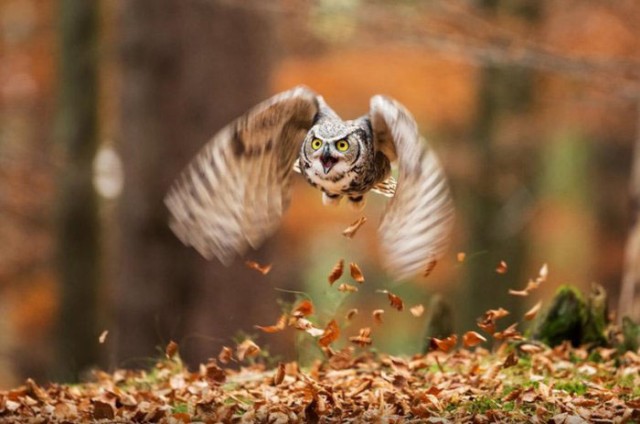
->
[322,192,343,207]
[348,195,366,211]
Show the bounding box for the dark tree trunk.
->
[115,1,276,367]
[54,0,101,380]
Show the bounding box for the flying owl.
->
[164,86,454,280]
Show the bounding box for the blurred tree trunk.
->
[618,104,640,321]
[115,1,276,366]
[462,0,540,328]
[54,0,101,380]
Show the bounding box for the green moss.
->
[555,381,587,395]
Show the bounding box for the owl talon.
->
[348,195,366,211]
[322,192,342,207]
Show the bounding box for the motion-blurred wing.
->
[165,86,319,264]
[371,95,455,280]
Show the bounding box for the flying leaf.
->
[338,283,358,293]
[319,320,340,347]
[349,327,372,347]
[431,335,458,353]
[236,339,260,362]
[245,260,272,275]
[508,288,530,297]
[98,330,108,344]
[292,300,314,317]
[346,308,358,320]
[410,304,425,317]
[372,309,385,325]
[457,252,466,263]
[423,259,438,277]
[342,216,367,239]
[350,262,365,283]
[524,301,542,321]
[493,323,522,341]
[463,331,487,348]
[328,259,344,285]
[502,352,518,368]
[273,362,285,386]
[255,314,287,333]
[378,290,404,311]
[477,308,510,334]
[218,346,233,364]
[496,261,508,274]
[165,340,179,359]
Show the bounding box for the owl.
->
[165,86,454,280]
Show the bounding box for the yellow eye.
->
[336,140,349,152]
[311,139,323,150]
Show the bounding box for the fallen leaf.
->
[328,259,344,285]
[236,339,260,362]
[349,327,372,347]
[350,262,365,283]
[372,309,385,325]
[165,340,179,359]
[431,335,458,353]
[423,259,438,277]
[273,362,285,385]
[346,308,358,320]
[496,260,508,274]
[338,283,358,293]
[342,216,367,238]
[524,301,542,321]
[410,304,425,317]
[457,252,466,262]
[218,346,233,364]
[255,314,287,333]
[92,400,115,420]
[98,330,108,344]
[319,320,340,347]
[462,331,487,347]
[292,300,314,317]
[203,361,226,384]
[245,260,272,275]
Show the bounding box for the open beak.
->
[320,145,337,174]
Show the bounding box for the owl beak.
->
[320,145,337,174]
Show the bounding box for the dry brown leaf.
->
[255,314,287,333]
[328,259,344,285]
[378,290,404,311]
[273,362,285,386]
[244,260,272,275]
[350,262,365,283]
[292,300,314,317]
[457,252,466,262]
[338,283,358,293]
[218,346,233,364]
[98,330,108,344]
[477,308,510,334]
[423,259,438,277]
[410,304,425,317]
[346,308,358,320]
[203,361,226,384]
[462,331,487,348]
[508,288,530,297]
[493,323,522,341]
[349,327,372,347]
[496,260,508,274]
[342,216,367,238]
[524,301,543,321]
[431,334,458,353]
[165,340,179,359]
[236,339,260,362]
[319,320,340,347]
[502,352,519,368]
[372,309,385,325]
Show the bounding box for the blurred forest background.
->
[0,0,639,387]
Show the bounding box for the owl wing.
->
[164,86,320,264]
[370,95,455,280]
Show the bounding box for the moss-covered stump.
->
[1,344,639,423]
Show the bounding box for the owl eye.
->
[311,139,323,150]
[336,140,349,152]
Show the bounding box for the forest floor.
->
[1,340,639,423]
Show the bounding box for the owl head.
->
[302,120,368,176]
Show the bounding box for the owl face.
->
[302,123,363,177]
